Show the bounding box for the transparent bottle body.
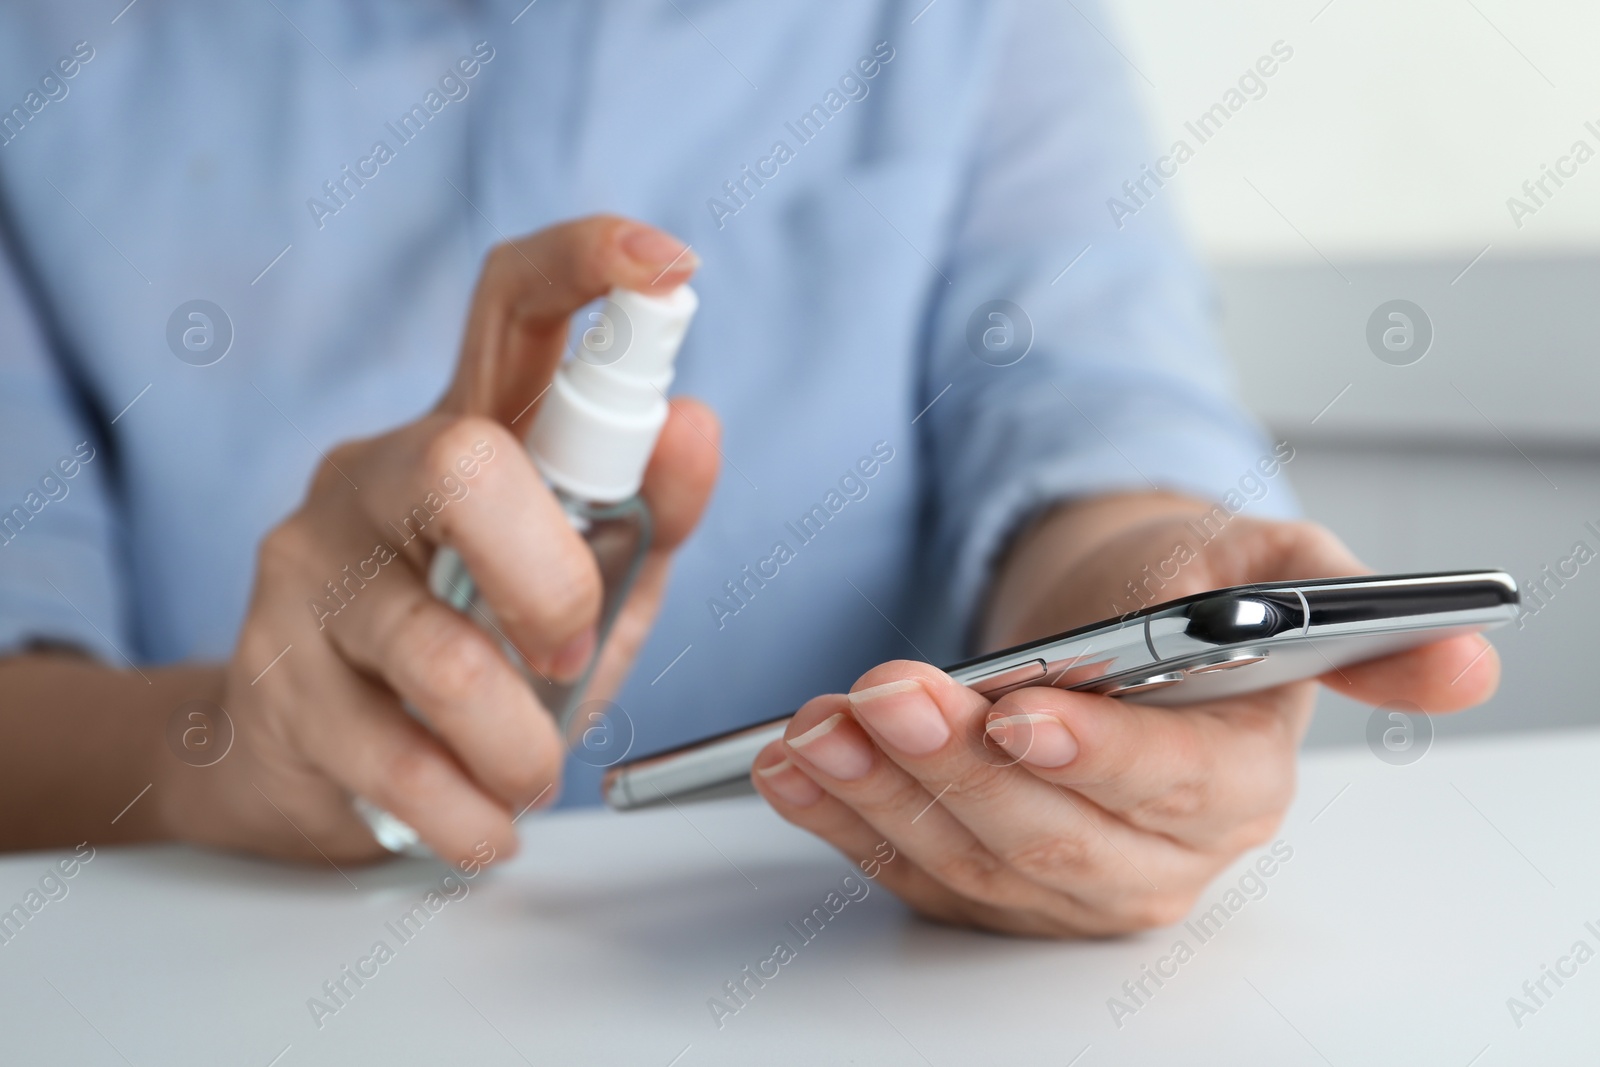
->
[357,490,653,855]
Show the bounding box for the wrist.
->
[0,655,226,850]
[148,664,231,843]
[980,491,1214,650]
[125,662,226,847]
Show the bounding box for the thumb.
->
[438,215,698,424]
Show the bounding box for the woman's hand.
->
[159,217,719,869]
[751,504,1500,936]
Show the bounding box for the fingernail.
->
[550,626,596,682]
[619,226,697,272]
[848,679,949,756]
[985,712,1078,768]
[755,756,824,807]
[787,712,874,781]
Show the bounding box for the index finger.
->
[439,215,698,424]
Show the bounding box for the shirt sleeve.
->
[0,219,130,664]
[918,0,1299,652]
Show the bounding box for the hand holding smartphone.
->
[603,570,1519,810]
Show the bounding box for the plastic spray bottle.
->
[357,285,698,854]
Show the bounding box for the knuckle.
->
[873,770,936,823]
[423,631,500,707]
[575,215,629,281]
[256,517,316,580]
[1004,831,1097,883]
[379,740,440,803]
[1131,773,1210,825]
[1222,812,1284,852]
[577,233,613,285]
[1119,890,1196,931]
[308,439,365,497]
[481,241,548,306]
[509,553,602,641]
[402,607,501,706]
[1123,718,1215,826]
[231,625,295,710]
[926,846,1007,900]
[543,554,604,622]
[1232,701,1290,745]
[483,241,519,282]
[948,763,1012,807]
[426,416,508,485]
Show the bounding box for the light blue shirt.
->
[0,0,1293,804]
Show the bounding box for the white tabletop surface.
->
[3,725,1598,1066]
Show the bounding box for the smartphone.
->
[601,570,1519,811]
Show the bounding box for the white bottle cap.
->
[526,285,698,502]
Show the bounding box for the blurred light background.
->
[1106,0,1598,745]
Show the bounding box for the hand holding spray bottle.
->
[357,285,699,854]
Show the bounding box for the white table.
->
[3,726,1598,1065]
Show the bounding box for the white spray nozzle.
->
[526,285,698,503]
